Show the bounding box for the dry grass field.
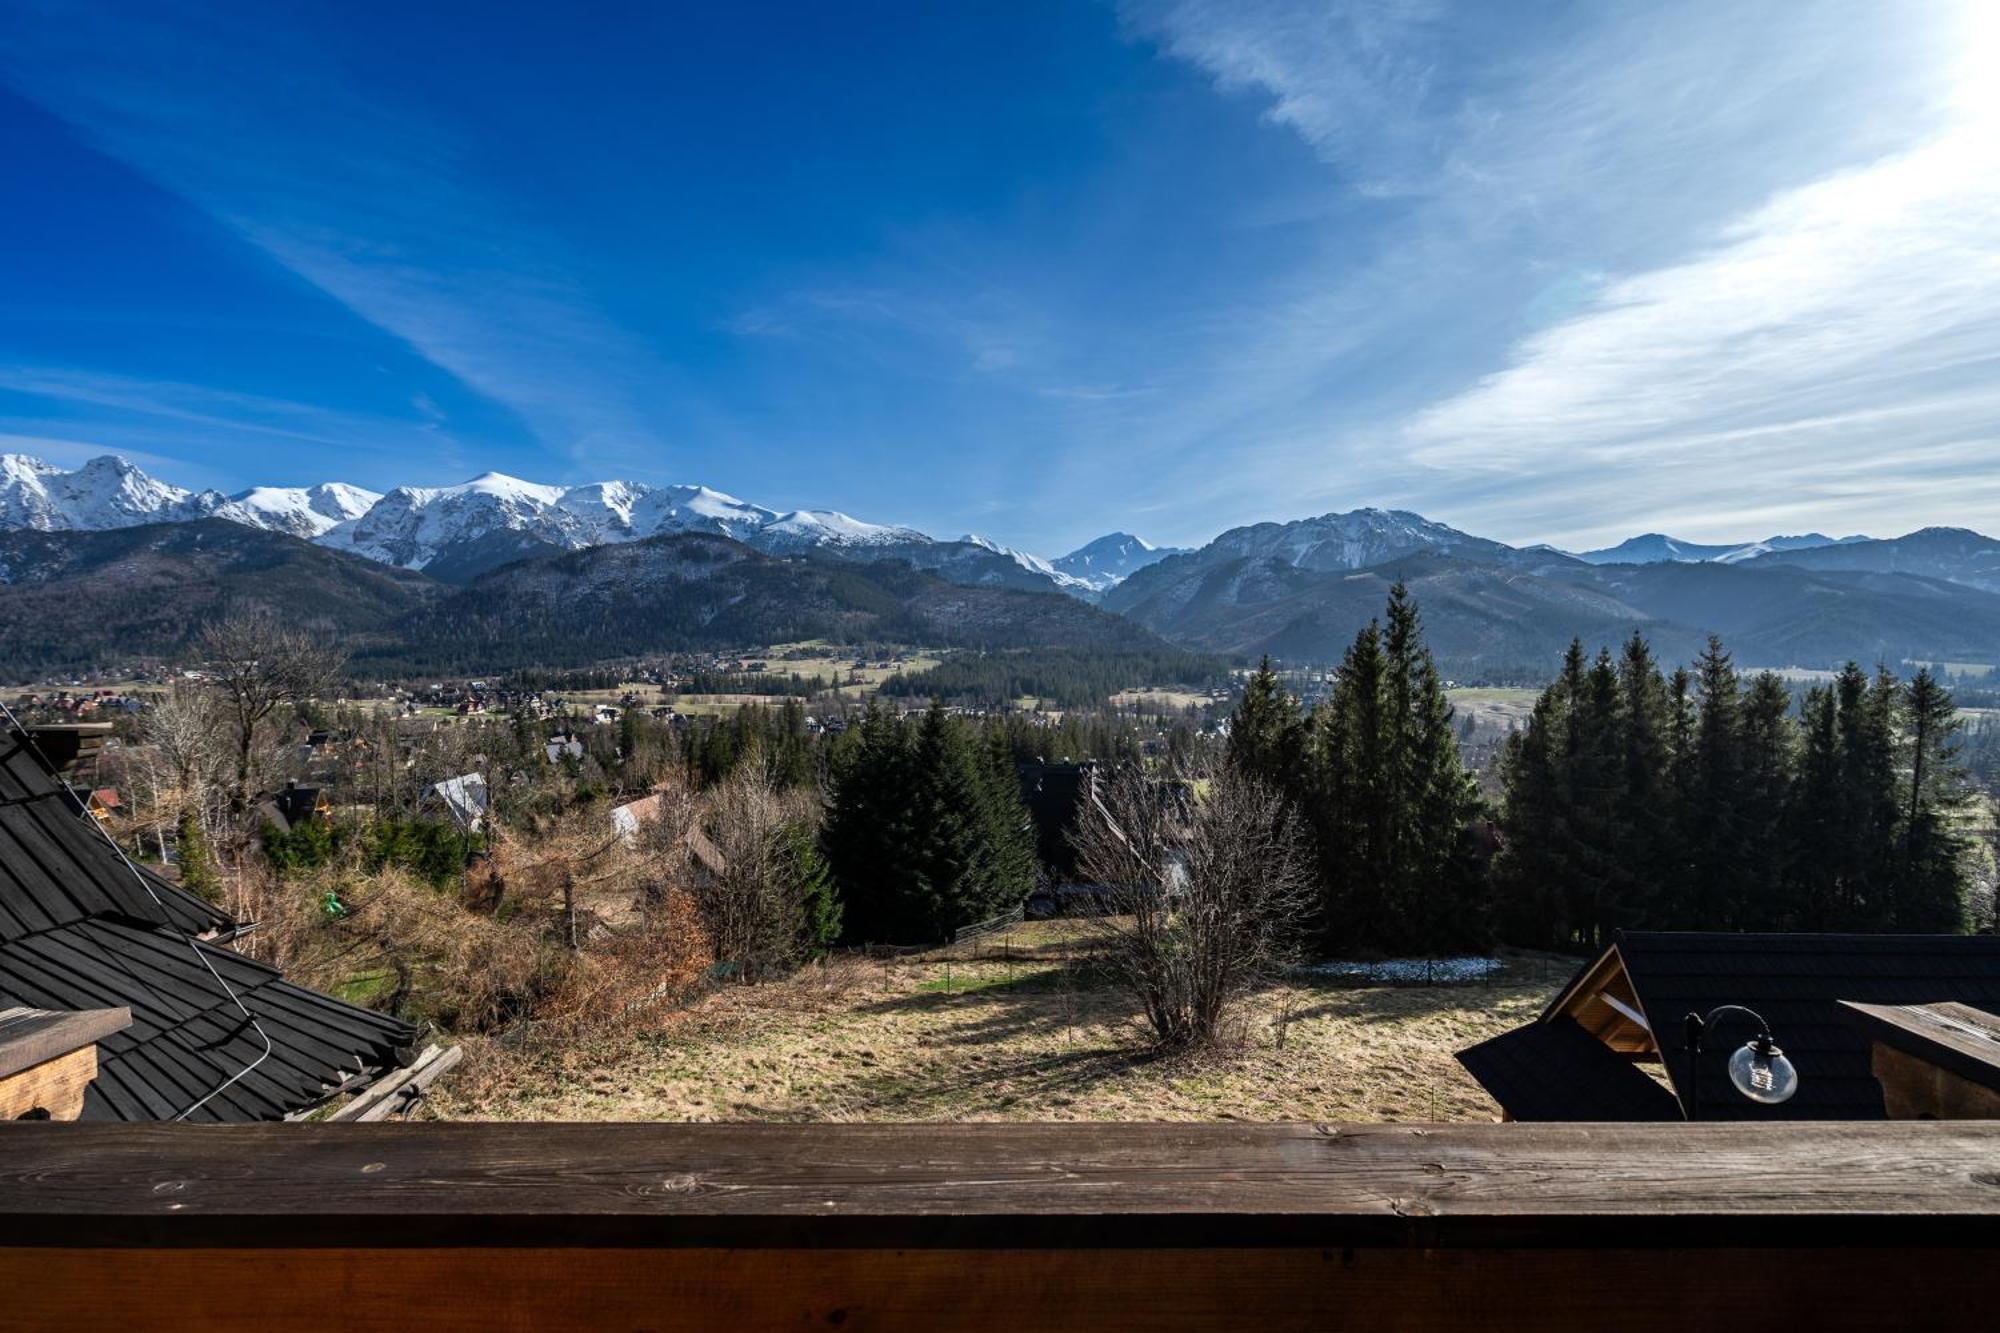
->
[432,923,1568,1124]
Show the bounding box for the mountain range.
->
[0,453,1169,595]
[4,452,2000,678]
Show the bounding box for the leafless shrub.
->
[195,613,345,817]
[1072,763,1314,1050]
[696,765,824,980]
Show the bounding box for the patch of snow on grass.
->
[1296,956,1505,985]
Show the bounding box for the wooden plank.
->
[327,1044,461,1122]
[2,1122,1998,1250]
[0,1006,131,1080]
[0,1045,97,1120]
[0,1246,1991,1332]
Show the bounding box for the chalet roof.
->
[1455,1016,1682,1122]
[1464,931,2000,1122]
[425,773,490,830]
[0,729,414,1122]
[1613,931,2000,1121]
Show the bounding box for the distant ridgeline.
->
[3,486,2000,680]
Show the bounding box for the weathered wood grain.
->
[3,1121,1998,1249]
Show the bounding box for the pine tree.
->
[1897,668,1969,931]
[1314,622,1389,949]
[1227,656,1305,797]
[1680,637,1744,929]
[785,822,843,958]
[1383,584,1484,953]
[1789,684,1844,929]
[1614,633,1673,929]
[821,703,915,942]
[1493,690,1570,951]
[1567,647,1625,949]
[1735,672,1796,928]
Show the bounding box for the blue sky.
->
[3,1,1997,555]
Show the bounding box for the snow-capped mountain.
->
[0,453,237,531]
[962,534,1095,593]
[1052,532,1190,592]
[224,483,384,538]
[0,453,940,583]
[322,472,929,571]
[1573,532,1869,565]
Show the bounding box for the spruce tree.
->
[1680,638,1744,929]
[1897,668,1969,930]
[1735,672,1796,928]
[1615,633,1673,929]
[1227,656,1305,797]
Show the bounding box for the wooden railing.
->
[3,1120,1998,1330]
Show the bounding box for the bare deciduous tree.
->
[196,614,345,817]
[1072,763,1314,1050]
[697,765,823,980]
[141,677,228,898]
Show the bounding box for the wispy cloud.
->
[1104,0,2000,548]
[0,2,670,473]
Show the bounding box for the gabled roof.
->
[1470,931,2000,1123]
[425,772,490,829]
[1456,1017,1683,1122]
[1617,932,2000,1121]
[1,729,415,1122]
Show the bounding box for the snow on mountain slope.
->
[963,533,1094,592]
[1200,507,1547,573]
[0,453,233,531]
[1575,531,1870,565]
[0,454,957,579]
[223,483,384,538]
[1052,532,1189,591]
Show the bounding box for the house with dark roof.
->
[1457,931,2000,1122]
[257,780,330,835]
[1,726,416,1121]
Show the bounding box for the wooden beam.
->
[0,1045,97,1121]
[0,1006,131,1081]
[326,1044,463,1123]
[3,1121,1998,1249]
[2,1123,1996,1329]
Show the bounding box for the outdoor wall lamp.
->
[1682,1004,1798,1118]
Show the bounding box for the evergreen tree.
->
[1493,689,1570,951]
[1614,633,1673,929]
[1382,584,1485,953]
[821,704,915,941]
[1680,637,1744,929]
[1736,672,1796,927]
[784,821,843,958]
[1227,656,1305,797]
[822,702,1033,944]
[1897,668,1969,931]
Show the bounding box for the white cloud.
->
[1111,0,2000,548]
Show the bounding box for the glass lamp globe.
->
[1728,1037,1799,1105]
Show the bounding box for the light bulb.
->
[1727,1037,1798,1105]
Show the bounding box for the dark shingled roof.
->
[1456,1016,1683,1121]
[0,728,414,1121]
[1615,931,2000,1121]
